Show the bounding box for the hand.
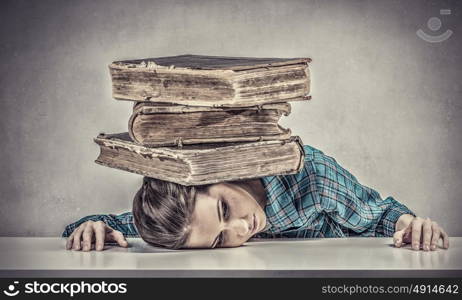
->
[393,216,449,251]
[65,220,128,251]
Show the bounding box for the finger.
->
[82,224,95,252]
[441,229,450,249]
[393,230,405,248]
[66,232,74,250]
[109,230,128,247]
[411,218,423,251]
[422,218,432,251]
[72,226,85,250]
[402,225,413,244]
[94,222,106,251]
[430,222,441,251]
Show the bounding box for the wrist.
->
[395,214,415,232]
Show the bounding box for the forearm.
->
[304,144,418,237]
[62,212,139,237]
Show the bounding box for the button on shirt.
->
[62,145,416,239]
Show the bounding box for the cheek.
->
[228,190,256,211]
[229,200,254,218]
[226,233,249,248]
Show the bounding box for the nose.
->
[226,218,251,237]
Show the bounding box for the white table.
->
[0,237,461,277]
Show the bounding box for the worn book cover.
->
[109,54,311,107]
[94,132,305,186]
[128,101,292,146]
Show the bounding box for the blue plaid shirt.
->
[62,145,416,239]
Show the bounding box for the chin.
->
[260,215,267,231]
[256,210,266,233]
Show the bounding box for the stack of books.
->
[95,54,312,185]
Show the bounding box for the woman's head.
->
[132,177,267,249]
[132,177,199,249]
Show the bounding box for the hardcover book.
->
[128,102,292,146]
[109,54,311,107]
[94,132,305,186]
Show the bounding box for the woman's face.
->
[184,182,267,248]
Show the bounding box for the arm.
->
[305,145,416,237]
[306,145,449,250]
[62,212,139,238]
[330,189,416,238]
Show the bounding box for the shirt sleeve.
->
[61,212,139,237]
[306,145,417,237]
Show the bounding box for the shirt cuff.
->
[61,225,74,237]
[380,202,416,237]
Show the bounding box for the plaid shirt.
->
[62,145,415,239]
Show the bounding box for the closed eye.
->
[217,199,230,247]
[221,199,229,220]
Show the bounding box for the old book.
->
[109,54,311,107]
[128,101,292,146]
[94,132,305,186]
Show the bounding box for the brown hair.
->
[132,177,205,249]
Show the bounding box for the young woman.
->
[63,144,450,251]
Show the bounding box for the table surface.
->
[0,237,461,277]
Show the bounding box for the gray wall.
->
[1,0,461,236]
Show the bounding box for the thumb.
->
[402,224,413,244]
[108,230,128,247]
[393,230,405,247]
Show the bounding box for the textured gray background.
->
[0,0,461,237]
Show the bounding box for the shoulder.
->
[302,144,324,158]
[302,144,338,165]
[261,145,321,189]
